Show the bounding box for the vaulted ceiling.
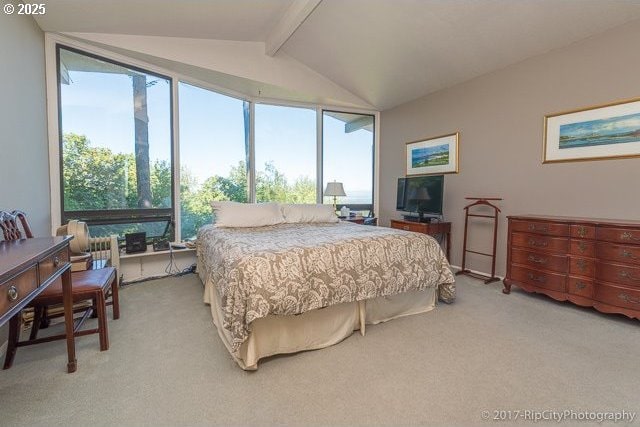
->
[34,0,640,111]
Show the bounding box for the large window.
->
[322,111,375,214]
[178,82,249,239]
[58,46,173,239]
[53,43,377,242]
[255,104,317,203]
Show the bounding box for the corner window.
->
[57,46,174,239]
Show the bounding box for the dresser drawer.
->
[596,242,640,266]
[596,262,640,288]
[0,266,38,318]
[511,248,567,273]
[511,266,566,292]
[571,224,596,240]
[597,227,640,245]
[511,220,569,237]
[568,277,593,298]
[39,247,69,285]
[594,283,640,311]
[569,257,595,278]
[569,239,595,257]
[511,232,569,254]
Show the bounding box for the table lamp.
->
[324,181,346,212]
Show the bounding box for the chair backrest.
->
[0,210,33,241]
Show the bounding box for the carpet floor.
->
[0,274,639,427]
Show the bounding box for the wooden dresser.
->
[504,215,640,320]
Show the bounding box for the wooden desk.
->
[0,236,77,372]
[340,216,377,225]
[390,219,451,260]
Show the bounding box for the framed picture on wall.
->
[544,97,640,163]
[405,132,459,176]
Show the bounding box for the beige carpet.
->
[0,274,639,427]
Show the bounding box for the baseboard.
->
[450,264,504,281]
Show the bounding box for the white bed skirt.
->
[199,264,436,370]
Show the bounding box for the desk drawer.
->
[511,220,569,237]
[0,266,38,318]
[39,247,69,285]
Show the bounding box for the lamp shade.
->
[324,181,346,197]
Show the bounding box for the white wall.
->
[0,5,50,235]
[0,2,48,355]
[379,20,640,277]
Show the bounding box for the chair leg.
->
[111,276,120,320]
[39,307,51,329]
[3,314,21,369]
[96,292,109,351]
[29,306,44,340]
[91,297,98,318]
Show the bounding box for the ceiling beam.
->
[265,0,322,57]
[345,116,373,133]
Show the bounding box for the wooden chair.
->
[1,210,120,369]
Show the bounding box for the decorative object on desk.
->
[125,232,147,254]
[456,197,502,284]
[544,97,640,163]
[324,181,346,212]
[406,132,459,176]
[340,206,350,217]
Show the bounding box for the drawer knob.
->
[576,259,588,272]
[527,255,547,265]
[528,239,548,248]
[576,226,587,238]
[53,256,60,267]
[618,293,640,305]
[403,226,409,230]
[620,232,640,242]
[575,281,587,290]
[622,250,637,260]
[618,271,640,281]
[7,285,18,302]
[577,242,587,253]
[528,224,548,232]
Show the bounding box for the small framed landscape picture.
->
[405,132,459,176]
[544,97,640,163]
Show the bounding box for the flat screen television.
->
[396,175,444,222]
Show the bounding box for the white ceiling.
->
[34,0,640,111]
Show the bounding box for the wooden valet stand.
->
[456,197,502,284]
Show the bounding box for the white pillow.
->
[211,201,284,228]
[280,203,339,224]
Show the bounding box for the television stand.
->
[390,219,451,260]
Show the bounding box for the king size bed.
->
[197,202,455,370]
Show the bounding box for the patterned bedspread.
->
[197,222,455,352]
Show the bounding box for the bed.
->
[196,207,455,370]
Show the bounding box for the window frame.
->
[56,44,176,237]
[46,34,379,241]
[321,109,376,215]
